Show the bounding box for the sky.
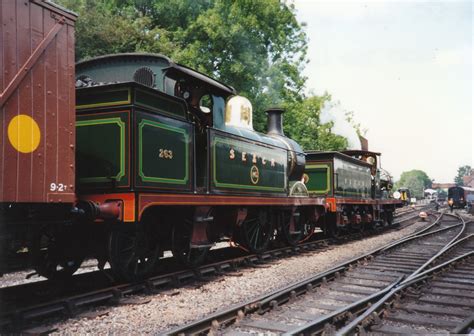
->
[293,0,472,183]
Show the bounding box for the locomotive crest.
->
[250,165,260,184]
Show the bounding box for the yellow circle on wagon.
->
[7,115,41,153]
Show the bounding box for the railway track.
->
[395,204,429,216]
[0,207,432,333]
[166,211,470,335]
[340,215,474,335]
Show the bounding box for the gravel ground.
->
[0,269,46,288]
[0,259,102,288]
[38,220,431,334]
[1,246,229,289]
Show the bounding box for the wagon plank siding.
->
[43,11,58,202]
[0,0,76,203]
[2,0,19,202]
[56,15,70,201]
[0,1,4,200]
[66,22,75,195]
[30,3,45,201]
[17,0,33,200]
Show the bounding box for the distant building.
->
[432,183,456,192]
[463,169,474,188]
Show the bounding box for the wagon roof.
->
[42,0,78,19]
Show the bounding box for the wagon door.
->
[0,1,76,203]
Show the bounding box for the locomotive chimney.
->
[359,135,368,151]
[266,107,285,136]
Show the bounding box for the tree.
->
[404,175,424,199]
[454,165,471,186]
[56,0,364,148]
[283,94,348,150]
[394,170,432,198]
[56,0,176,60]
[57,0,308,131]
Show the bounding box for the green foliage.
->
[58,0,307,129]
[283,94,348,150]
[394,170,432,198]
[57,0,361,149]
[454,165,471,186]
[57,0,176,59]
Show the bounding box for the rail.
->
[166,212,462,335]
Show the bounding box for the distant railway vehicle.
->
[397,188,411,206]
[448,186,474,210]
[437,194,446,202]
[0,0,401,282]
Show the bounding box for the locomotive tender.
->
[0,0,399,281]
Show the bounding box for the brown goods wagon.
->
[0,0,76,203]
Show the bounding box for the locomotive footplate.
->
[138,193,326,221]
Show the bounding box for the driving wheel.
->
[32,224,83,281]
[108,225,160,282]
[237,209,272,253]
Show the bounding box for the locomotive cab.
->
[164,63,236,190]
[164,64,235,130]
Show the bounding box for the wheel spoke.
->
[33,227,83,280]
[132,258,139,276]
[240,212,271,253]
[109,228,161,281]
[252,226,261,249]
[119,246,134,255]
